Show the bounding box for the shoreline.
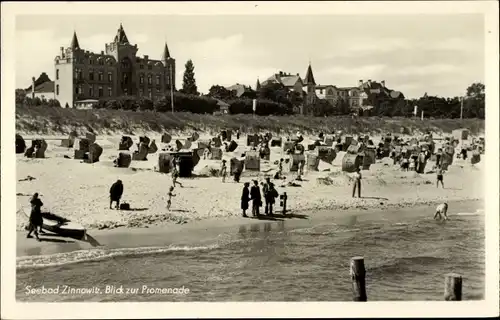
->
[16,198,484,258]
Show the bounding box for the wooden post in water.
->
[350,256,367,301]
[280,192,287,215]
[444,273,462,301]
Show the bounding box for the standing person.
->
[109,179,124,209]
[241,182,250,217]
[436,166,445,188]
[167,186,176,210]
[352,168,362,198]
[417,151,426,174]
[401,157,409,171]
[276,158,284,179]
[250,180,262,217]
[263,178,278,216]
[409,157,416,172]
[220,159,228,183]
[236,129,240,140]
[233,167,242,183]
[27,193,43,241]
[435,148,442,167]
[297,160,304,181]
[461,148,468,160]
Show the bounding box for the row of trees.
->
[16,56,484,119]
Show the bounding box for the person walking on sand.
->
[167,186,176,210]
[221,159,228,183]
[27,193,43,241]
[171,165,183,188]
[436,166,445,188]
[297,160,304,181]
[109,180,124,209]
[250,180,262,217]
[241,182,250,217]
[352,168,362,198]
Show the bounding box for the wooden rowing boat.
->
[21,207,86,240]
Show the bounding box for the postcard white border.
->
[1,1,499,318]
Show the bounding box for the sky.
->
[15,14,485,99]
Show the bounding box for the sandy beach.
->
[16,131,484,235]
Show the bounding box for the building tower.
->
[256,78,261,91]
[54,31,82,108]
[161,41,176,90]
[105,23,138,96]
[303,62,317,105]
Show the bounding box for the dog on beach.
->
[433,203,449,220]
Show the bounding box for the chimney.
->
[381,80,386,87]
[144,55,149,60]
[367,79,372,87]
[297,73,299,76]
[60,47,64,57]
[31,76,36,99]
[101,51,104,55]
[279,71,283,76]
[358,79,363,86]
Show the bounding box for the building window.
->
[99,72,103,81]
[166,75,170,85]
[56,85,59,95]
[98,87,103,97]
[148,65,152,70]
[156,75,160,85]
[56,69,59,80]
[140,74,144,84]
[140,64,144,69]
[147,74,152,85]
[148,88,152,98]
[139,88,144,96]
[89,69,94,81]
[123,74,129,85]
[156,88,160,94]
[319,89,323,94]
[89,58,93,65]
[75,68,83,80]
[99,59,104,66]
[108,87,112,97]
[75,85,83,95]
[352,100,358,106]
[108,72,112,82]
[124,88,128,96]
[89,87,93,97]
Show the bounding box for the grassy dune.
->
[16,104,485,136]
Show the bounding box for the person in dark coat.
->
[27,193,43,241]
[241,182,250,217]
[109,179,124,209]
[250,180,262,217]
[263,177,278,215]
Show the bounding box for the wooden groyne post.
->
[444,273,462,301]
[350,256,367,301]
[280,192,288,215]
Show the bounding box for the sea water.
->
[16,203,485,301]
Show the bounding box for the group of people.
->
[240,177,279,218]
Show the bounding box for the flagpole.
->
[170,67,174,113]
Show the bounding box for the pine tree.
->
[181,59,199,95]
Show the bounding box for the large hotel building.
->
[54,24,176,108]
